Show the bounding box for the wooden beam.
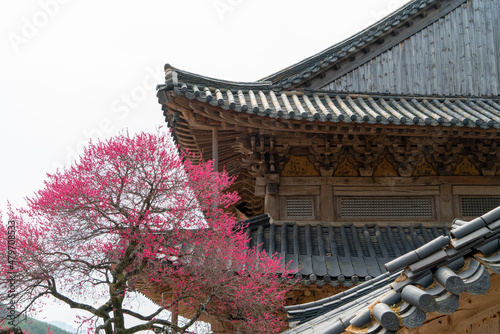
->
[440,183,453,223]
[172,301,179,332]
[321,185,334,221]
[265,183,279,220]
[278,176,500,187]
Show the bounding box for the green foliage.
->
[0,305,73,334]
[19,317,73,334]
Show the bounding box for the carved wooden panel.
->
[412,158,438,177]
[334,158,359,177]
[373,158,399,177]
[247,133,499,179]
[453,157,481,176]
[281,156,320,177]
[228,129,500,216]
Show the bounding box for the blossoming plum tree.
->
[0,131,290,334]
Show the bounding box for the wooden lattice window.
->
[460,197,500,218]
[339,197,434,219]
[281,197,318,220]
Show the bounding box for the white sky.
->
[0,0,409,329]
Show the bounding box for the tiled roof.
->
[284,271,401,327]
[244,214,450,286]
[282,206,500,334]
[259,0,464,89]
[158,67,500,129]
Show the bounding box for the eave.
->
[282,206,500,333]
[158,68,500,139]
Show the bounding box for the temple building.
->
[156,0,500,332]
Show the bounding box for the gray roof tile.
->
[400,305,426,328]
[283,206,500,333]
[244,215,449,285]
[158,67,500,130]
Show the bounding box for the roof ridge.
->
[163,64,273,91]
[260,0,467,90]
[259,0,421,82]
[161,64,500,101]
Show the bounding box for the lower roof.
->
[245,214,450,286]
[280,206,500,334]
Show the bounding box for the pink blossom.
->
[0,130,292,334]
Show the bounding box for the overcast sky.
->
[1,0,409,329]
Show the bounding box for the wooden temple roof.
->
[281,206,500,333]
[158,66,500,130]
[157,0,500,140]
[155,0,500,331]
[157,0,500,216]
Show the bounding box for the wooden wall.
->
[399,272,500,334]
[322,0,500,96]
[261,176,500,226]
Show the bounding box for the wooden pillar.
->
[265,183,279,220]
[212,128,218,172]
[440,183,453,224]
[171,301,179,333]
[320,184,334,222]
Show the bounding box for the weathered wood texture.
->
[270,178,500,226]
[286,282,347,306]
[323,0,500,96]
[399,272,500,334]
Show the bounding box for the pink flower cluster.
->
[0,130,292,334]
